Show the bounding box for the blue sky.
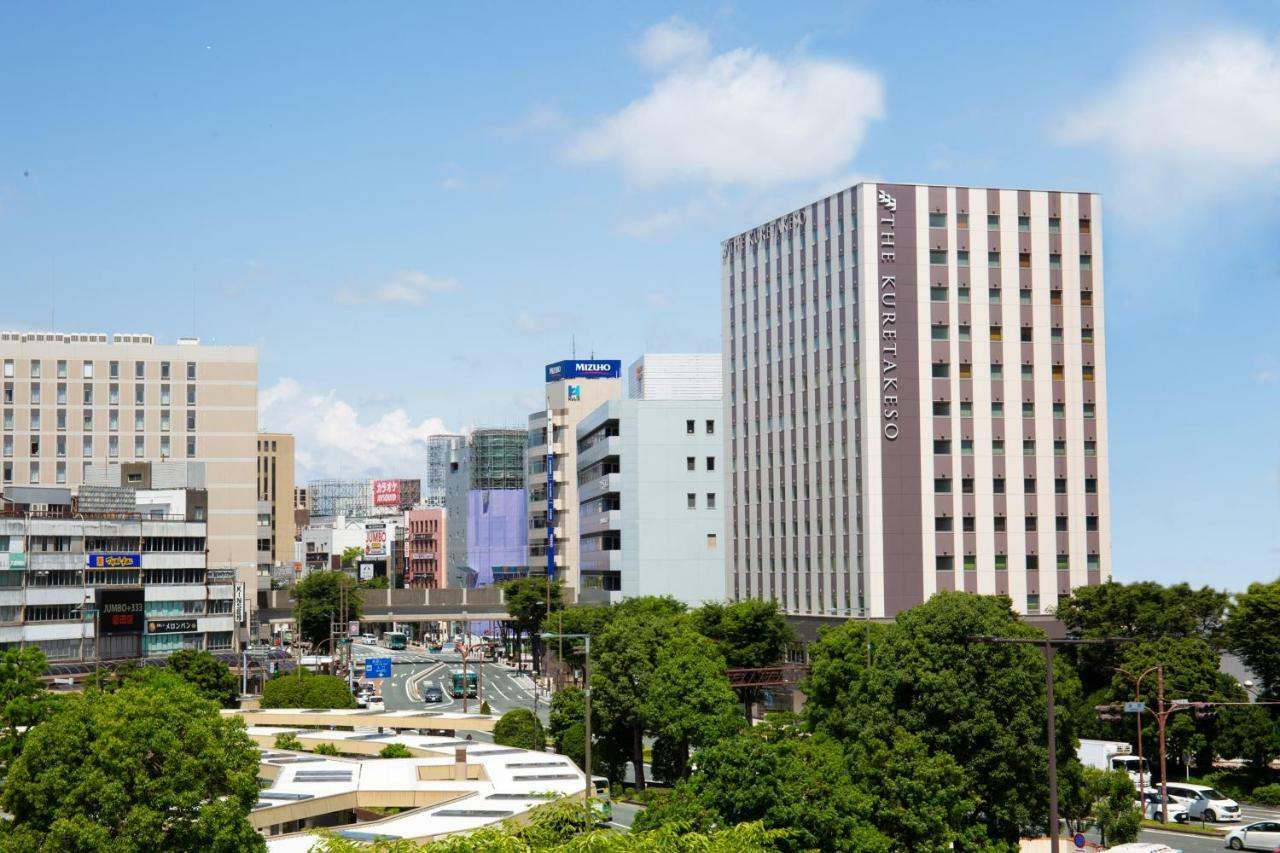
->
[1,2,1278,589]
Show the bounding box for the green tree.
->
[339,546,365,568]
[292,570,362,646]
[504,576,563,674]
[694,600,794,721]
[359,574,390,589]
[635,731,891,853]
[1227,579,1280,696]
[804,591,1082,848]
[274,732,303,750]
[0,647,56,773]
[644,624,742,779]
[165,649,240,708]
[540,604,614,679]
[493,708,545,751]
[379,743,413,758]
[0,680,264,852]
[261,669,356,709]
[591,600,686,788]
[313,742,340,756]
[1087,768,1141,846]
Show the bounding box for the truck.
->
[1078,739,1148,783]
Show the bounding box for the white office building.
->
[629,354,722,401]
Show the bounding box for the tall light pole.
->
[1113,664,1162,796]
[543,631,591,831]
[968,635,1126,853]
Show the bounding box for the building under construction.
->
[308,478,420,519]
[424,435,464,508]
[444,428,529,588]
[467,429,527,489]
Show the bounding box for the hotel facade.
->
[722,183,1110,619]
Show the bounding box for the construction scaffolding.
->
[468,429,528,490]
[424,434,464,507]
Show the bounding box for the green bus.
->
[382,631,407,651]
[450,669,478,698]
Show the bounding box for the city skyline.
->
[2,2,1278,593]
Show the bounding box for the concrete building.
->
[527,361,623,594]
[0,482,236,663]
[257,433,295,574]
[629,353,722,400]
[0,331,257,645]
[722,183,1110,619]
[443,429,529,588]
[403,507,445,588]
[425,434,463,508]
[576,399,724,606]
[300,517,365,577]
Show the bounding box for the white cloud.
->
[260,378,452,480]
[634,16,710,70]
[514,311,546,334]
[568,23,884,187]
[335,270,460,306]
[615,196,718,239]
[1060,31,1280,181]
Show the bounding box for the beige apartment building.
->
[526,360,622,598]
[0,331,259,645]
[257,432,296,572]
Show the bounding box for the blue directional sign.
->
[1073,832,1086,849]
[364,658,392,679]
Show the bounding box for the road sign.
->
[1073,832,1086,849]
[1123,701,1147,713]
[364,658,392,679]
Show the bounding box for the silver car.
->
[1225,820,1280,851]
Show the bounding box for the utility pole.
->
[544,632,591,828]
[968,635,1126,853]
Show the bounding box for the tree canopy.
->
[1227,578,1280,696]
[261,669,355,709]
[165,649,240,707]
[0,647,56,773]
[0,680,264,852]
[292,570,362,646]
[504,576,563,673]
[493,708,546,752]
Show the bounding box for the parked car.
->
[1225,820,1280,850]
[423,685,444,703]
[1159,782,1240,822]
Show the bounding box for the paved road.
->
[609,802,642,831]
[349,644,544,719]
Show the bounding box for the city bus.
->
[382,631,407,651]
[450,669,478,698]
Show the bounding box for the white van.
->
[1160,782,1240,822]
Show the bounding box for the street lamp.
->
[542,631,591,831]
[1113,664,1162,796]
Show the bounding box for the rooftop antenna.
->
[571,335,576,359]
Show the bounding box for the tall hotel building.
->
[0,332,260,644]
[723,184,1110,619]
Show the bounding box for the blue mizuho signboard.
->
[544,360,621,382]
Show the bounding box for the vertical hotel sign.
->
[878,188,901,441]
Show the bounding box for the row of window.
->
[933,400,1096,419]
[3,383,198,406]
[685,419,716,435]
[2,359,197,381]
[936,553,1102,572]
[928,212,1092,235]
[930,285,1097,313]
[933,438,1098,456]
[935,514,1100,532]
[936,476,1099,494]
[930,363,1097,381]
[931,323,1092,344]
[3,409,197,432]
[687,492,718,510]
[928,249,1094,270]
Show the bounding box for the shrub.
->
[262,670,355,709]
[274,732,303,751]
[379,743,413,759]
[313,743,339,756]
[479,700,491,715]
[493,708,546,751]
[1253,783,1280,806]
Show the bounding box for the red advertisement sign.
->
[373,479,401,507]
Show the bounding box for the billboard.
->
[364,523,389,558]
[358,562,374,580]
[373,479,401,507]
[97,588,145,636]
[146,618,197,634]
[86,553,141,569]
[545,360,621,382]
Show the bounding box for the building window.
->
[931,363,949,379]
[160,385,170,406]
[160,361,170,380]
[1085,477,1098,494]
[934,477,952,493]
[30,410,40,431]
[1086,516,1098,532]
[929,212,946,228]
[1027,594,1040,614]
[706,533,717,550]
[959,401,973,418]
[55,410,65,431]
[134,411,144,431]
[2,462,9,483]
[186,411,195,430]
[962,477,974,495]
[134,436,144,458]
[958,325,971,342]
[706,493,716,509]
[963,555,977,571]
[990,364,1003,381]
[160,436,170,458]
[55,462,65,484]
[988,251,1001,268]
[706,456,715,471]
[958,364,972,380]
[933,440,951,455]
[1055,516,1068,532]
[995,554,1008,570]
[2,410,10,431]
[29,360,40,379]
[957,287,970,304]
[1027,555,1039,571]
[1055,477,1067,495]
[994,517,1006,533]
[134,361,144,379]
[1023,439,1035,455]
[1018,215,1030,233]
[687,493,696,509]
[686,420,695,435]
[1048,216,1061,234]
[1024,477,1036,494]
[987,214,999,230]
[1080,255,1093,271]
[82,411,92,431]
[1053,440,1066,457]
[932,400,950,416]
[957,213,969,229]
[936,556,954,571]
[929,250,948,266]
[992,439,1005,456]
[989,287,1001,304]
[186,437,196,457]
[1,361,10,378]
[1057,555,1070,571]
[186,386,196,405]
[706,419,714,434]
[108,410,118,431]
[687,456,695,471]
[186,362,196,380]
[160,411,170,432]
[85,436,94,456]
[1021,365,1034,381]
[935,516,953,532]
[1082,366,1095,381]
[1084,440,1097,457]
[1026,515,1037,531]
[1019,252,1031,269]
[959,516,973,533]
[993,477,1005,494]
[1,436,9,457]
[1087,554,1100,571]
[990,325,1003,342]
[931,325,949,341]
[1083,403,1096,419]
[930,286,948,302]
[54,360,65,380]
[28,462,38,484]
[957,250,970,267]
[960,439,974,456]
